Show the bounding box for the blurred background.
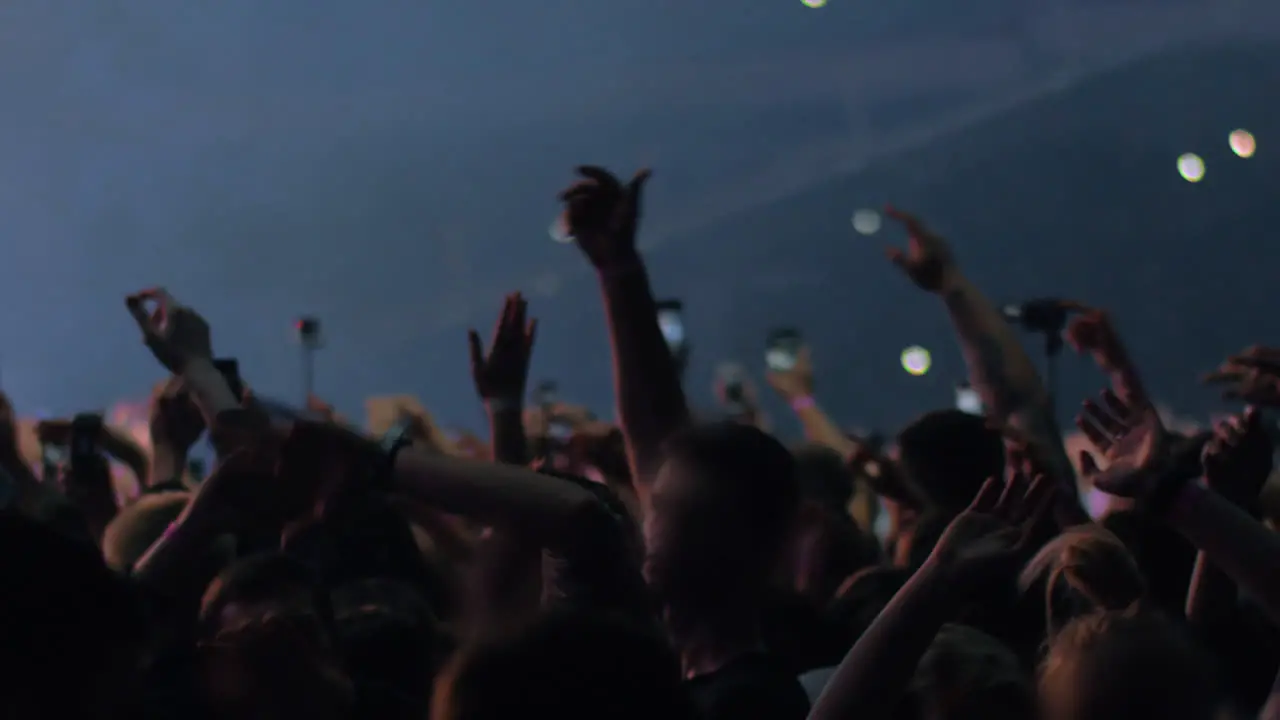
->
[0,0,1276,442]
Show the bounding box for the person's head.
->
[333,579,453,720]
[791,443,854,512]
[896,410,1004,512]
[0,511,148,719]
[644,422,798,608]
[787,500,879,602]
[902,624,1034,720]
[197,552,353,720]
[102,490,191,572]
[1038,609,1220,720]
[433,609,696,720]
[1019,526,1146,638]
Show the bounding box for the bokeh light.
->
[802,0,828,7]
[851,209,882,235]
[901,346,932,376]
[1177,153,1205,183]
[549,217,573,243]
[1229,129,1256,158]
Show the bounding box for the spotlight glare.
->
[901,346,932,376]
[1229,129,1256,158]
[1177,153,1205,183]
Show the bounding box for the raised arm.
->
[559,167,690,491]
[1185,411,1272,624]
[467,293,537,465]
[1078,386,1280,623]
[882,209,1078,504]
[811,473,1054,720]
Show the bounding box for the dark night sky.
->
[0,0,1275,440]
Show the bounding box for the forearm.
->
[1168,482,1280,624]
[485,402,529,465]
[794,404,857,458]
[181,359,242,427]
[809,559,953,720]
[103,430,151,488]
[148,442,189,488]
[598,260,690,484]
[391,446,601,545]
[939,275,1082,512]
[1184,550,1236,626]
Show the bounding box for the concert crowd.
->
[3,165,1280,720]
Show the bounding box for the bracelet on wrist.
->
[790,396,817,413]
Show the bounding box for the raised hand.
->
[1203,346,1280,407]
[1201,407,1273,511]
[468,293,538,401]
[765,346,814,401]
[1065,308,1148,405]
[928,472,1054,586]
[125,288,213,373]
[149,378,206,453]
[1075,388,1180,499]
[557,166,652,269]
[883,207,959,293]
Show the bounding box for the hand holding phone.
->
[656,300,686,353]
[765,328,803,372]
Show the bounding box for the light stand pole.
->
[1002,299,1082,418]
[295,316,323,404]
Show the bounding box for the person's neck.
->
[666,601,764,680]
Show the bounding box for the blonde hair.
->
[1019,526,1145,637]
[1038,608,1218,720]
[102,491,191,572]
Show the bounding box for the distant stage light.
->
[802,0,828,6]
[851,209,882,235]
[1177,153,1205,183]
[901,346,931,376]
[549,217,573,243]
[1229,129,1256,158]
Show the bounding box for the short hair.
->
[199,552,333,640]
[907,624,1034,720]
[1019,526,1146,637]
[897,410,1004,511]
[1038,609,1220,720]
[334,579,453,719]
[102,490,191,572]
[433,610,695,720]
[663,422,798,542]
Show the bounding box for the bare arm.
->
[598,262,691,492]
[939,274,1085,522]
[1167,482,1280,624]
[486,401,529,465]
[809,559,952,720]
[1184,550,1236,626]
[390,444,610,549]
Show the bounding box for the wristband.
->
[790,396,817,413]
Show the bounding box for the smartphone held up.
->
[765,328,803,372]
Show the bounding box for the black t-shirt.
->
[687,652,811,720]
